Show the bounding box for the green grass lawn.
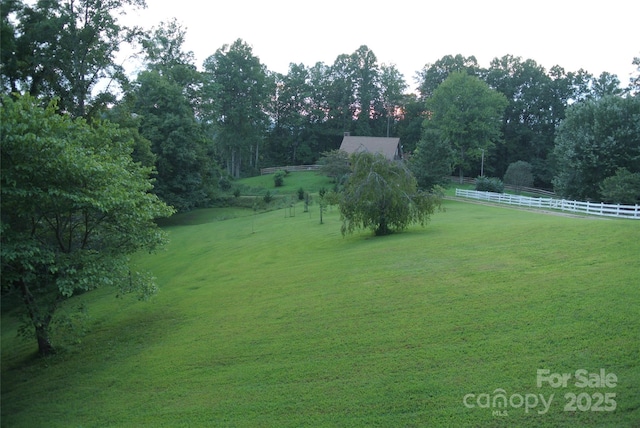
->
[2,177,639,426]
[235,171,335,196]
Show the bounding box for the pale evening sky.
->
[122,0,639,92]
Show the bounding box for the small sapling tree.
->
[274,170,285,187]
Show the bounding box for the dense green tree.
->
[350,45,381,136]
[0,95,174,356]
[1,0,146,119]
[600,168,640,204]
[425,71,508,182]
[503,160,534,193]
[380,63,407,138]
[203,39,272,178]
[138,18,201,102]
[591,71,623,99]
[396,93,426,154]
[133,70,215,211]
[339,152,441,236]
[132,21,216,211]
[485,56,554,180]
[416,54,481,101]
[553,95,640,200]
[325,53,357,136]
[268,64,314,165]
[409,128,454,190]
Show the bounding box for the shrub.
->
[503,161,534,193]
[218,175,232,192]
[600,168,640,204]
[297,187,305,200]
[233,188,241,198]
[475,176,504,193]
[274,170,285,187]
[263,190,273,204]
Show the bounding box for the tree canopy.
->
[0,95,174,355]
[339,152,441,236]
[553,95,640,200]
[424,71,508,182]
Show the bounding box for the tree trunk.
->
[36,324,56,356]
[459,147,465,184]
[20,279,56,356]
[254,142,259,170]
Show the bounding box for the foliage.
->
[600,168,640,204]
[274,170,286,187]
[425,71,508,181]
[475,176,505,193]
[553,95,640,200]
[1,0,146,119]
[131,21,218,212]
[202,39,272,178]
[503,160,534,192]
[218,175,232,192]
[317,149,351,182]
[263,191,273,204]
[630,56,640,96]
[339,152,441,236]
[484,56,576,184]
[0,95,174,355]
[297,187,305,200]
[132,70,216,211]
[416,54,480,100]
[409,128,454,190]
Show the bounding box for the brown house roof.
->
[339,136,402,161]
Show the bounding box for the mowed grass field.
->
[2,175,639,427]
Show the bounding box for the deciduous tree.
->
[203,39,272,178]
[132,20,216,211]
[409,129,454,190]
[425,71,507,183]
[339,152,441,236]
[503,160,534,193]
[553,95,640,200]
[0,95,174,356]
[1,0,146,119]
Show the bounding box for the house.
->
[338,135,403,161]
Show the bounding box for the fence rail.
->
[448,177,555,197]
[455,189,640,219]
[260,165,321,175]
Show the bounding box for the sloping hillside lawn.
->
[2,179,639,426]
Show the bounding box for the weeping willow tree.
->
[339,152,442,236]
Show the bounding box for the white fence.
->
[455,189,640,219]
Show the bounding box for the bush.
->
[233,188,241,198]
[600,168,640,204]
[503,161,534,193]
[297,187,305,200]
[218,175,232,192]
[475,176,504,193]
[274,170,285,187]
[263,190,273,204]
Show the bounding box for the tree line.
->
[3,1,639,210]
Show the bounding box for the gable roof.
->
[339,136,402,161]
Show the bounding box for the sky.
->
[123,0,639,92]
